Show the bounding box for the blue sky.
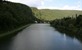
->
[8,0,82,10]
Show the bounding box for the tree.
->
[0,0,6,2]
[0,0,2,2]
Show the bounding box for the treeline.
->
[31,7,50,23]
[50,14,82,39]
[0,1,36,34]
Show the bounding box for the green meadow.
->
[32,7,82,21]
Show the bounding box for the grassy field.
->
[32,8,82,21]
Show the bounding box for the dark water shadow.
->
[0,27,26,50]
[53,28,82,44]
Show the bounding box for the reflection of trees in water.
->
[74,35,82,43]
[50,15,82,43]
[60,32,82,44]
[0,36,12,50]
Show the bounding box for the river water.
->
[0,24,82,50]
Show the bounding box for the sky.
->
[8,0,82,10]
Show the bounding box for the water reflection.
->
[0,24,82,50]
[0,39,12,50]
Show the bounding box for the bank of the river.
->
[0,24,30,40]
[50,15,82,42]
[0,1,36,40]
[1,24,82,50]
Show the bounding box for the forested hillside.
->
[0,1,35,34]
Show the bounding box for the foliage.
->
[0,1,36,34]
[50,15,82,39]
[31,7,50,23]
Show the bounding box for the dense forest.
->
[50,14,82,41]
[0,1,36,34]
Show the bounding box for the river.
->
[0,24,82,50]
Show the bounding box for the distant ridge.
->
[31,7,82,20]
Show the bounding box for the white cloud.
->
[8,0,82,10]
[41,1,44,6]
[61,0,81,10]
[8,0,53,7]
[38,5,82,10]
[8,0,21,2]
[62,5,81,10]
[38,0,82,10]
[8,0,43,7]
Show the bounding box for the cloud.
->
[20,0,42,7]
[8,0,21,2]
[38,0,82,10]
[8,0,53,7]
[62,5,81,10]
[62,0,81,10]
[8,0,82,10]
[8,0,43,7]
[37,5,82,10]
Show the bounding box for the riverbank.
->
[0,24,30,40]
[0,1,36,40]
[50,15,82,42]
[1,24,82,50]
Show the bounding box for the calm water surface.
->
[0,24,82,50]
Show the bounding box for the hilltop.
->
[31,8,82,21]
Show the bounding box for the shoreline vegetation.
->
[0,24,30,40]
[50,15,82,42]
[0,1,36,39]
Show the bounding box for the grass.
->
[39,9,82,20]
[32,8,82,21]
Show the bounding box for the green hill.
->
[31,8,82,21]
